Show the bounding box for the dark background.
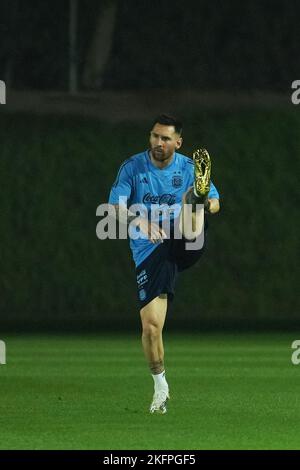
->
[1,0,300,91]
[0,0,299,331]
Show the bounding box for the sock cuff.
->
[152,370,165,379]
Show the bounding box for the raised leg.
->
[178,187,205,240]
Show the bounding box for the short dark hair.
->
[151,114,183,136]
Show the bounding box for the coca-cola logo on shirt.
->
[142,193,176,206]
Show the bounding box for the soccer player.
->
[108,114,220,414]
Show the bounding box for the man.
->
[108,114,220,414]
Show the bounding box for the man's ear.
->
[176,137,183,149]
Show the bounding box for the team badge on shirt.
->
[172,175,183,188]
[139,289,147,301]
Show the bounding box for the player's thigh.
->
[140,294,168,331]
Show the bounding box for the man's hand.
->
[113,205,166,242]
[206,198,220,214]
[134,217,167,244]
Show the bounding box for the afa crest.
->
[139,289,147,301]
[172,175,183,188]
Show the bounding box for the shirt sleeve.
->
[208,180,220,199]
[108,160,133,205]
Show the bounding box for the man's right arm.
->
[111,204,139,226]
[108,161,166,243]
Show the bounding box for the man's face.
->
[149,123,182,162]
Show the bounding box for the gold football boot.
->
[193,148,211,201]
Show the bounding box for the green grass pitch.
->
[0,333,299,450]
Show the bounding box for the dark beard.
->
[151,149,169,161]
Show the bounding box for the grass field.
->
[0,333,299,450]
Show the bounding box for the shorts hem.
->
[138,289,175,310]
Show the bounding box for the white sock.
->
[152,370,168,391]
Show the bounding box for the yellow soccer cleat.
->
[193,148,211,201]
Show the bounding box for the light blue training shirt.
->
[108,150,219,267]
